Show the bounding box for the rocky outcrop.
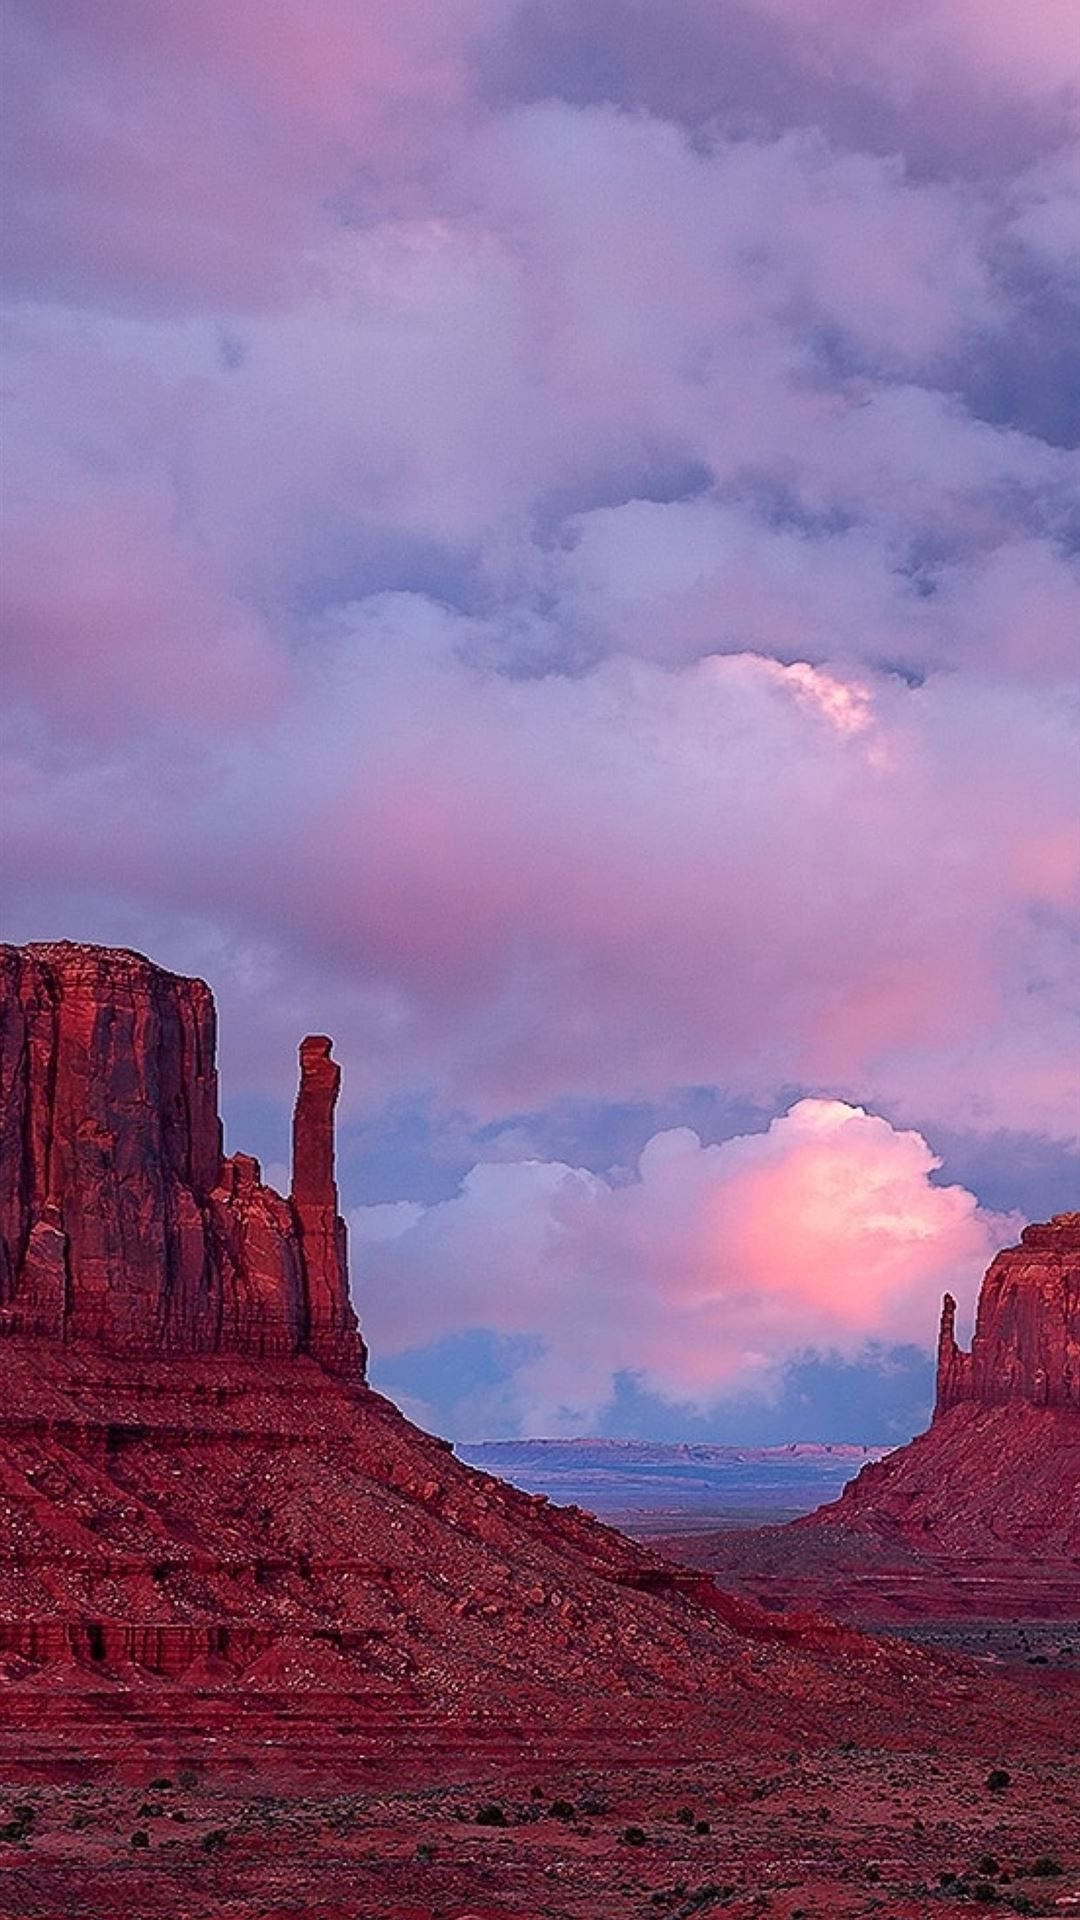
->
[934,1213,1079,1417]
[0,942,364,1375]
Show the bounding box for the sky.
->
[2,0,1078,1444]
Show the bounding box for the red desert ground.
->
[0,941,1077,1919]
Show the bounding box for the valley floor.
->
[2,1698,1078,1920]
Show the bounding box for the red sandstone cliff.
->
[934,1213,1079,1417]
[0,942,364,1375]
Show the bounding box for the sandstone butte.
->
[0,940,1072,1793]
[659,1216,1080,1622]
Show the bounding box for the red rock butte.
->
[0,939,1054,1792]
[0,942,364,1375]
[0,941,946,1779]
[935,1213,1080,1416]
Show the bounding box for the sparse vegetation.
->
[475,1802,507,1827]
[0,1805,35,1844]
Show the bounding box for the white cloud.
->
[353,1098,1015,1433]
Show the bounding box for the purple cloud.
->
[3,0,1077,1418]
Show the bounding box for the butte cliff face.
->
[934,1213,1079,1417]
[0,942,364,1375]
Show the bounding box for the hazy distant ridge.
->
[457,1438,891,1522]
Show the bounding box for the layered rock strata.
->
[0,943,364,1374]
[934,1213,1079,1416]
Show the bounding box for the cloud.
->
[749,0,1080,105]
[353,1097,1013,1433]
[3,0,1078,1328]
[487,0,1078,184]
[0,0,502,310]
[5,603,1077,1142]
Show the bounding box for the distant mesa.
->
[0,940,365,1375]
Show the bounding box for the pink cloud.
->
[3,0,1077,1190]
[1,495,278,738]
[352,1098,1013,1432]
[747,0,1080,103]
[11,602,1073,1143]
[1,0,500,308]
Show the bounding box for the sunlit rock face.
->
[935,1213,1080,1418]
[0,941,365,1375]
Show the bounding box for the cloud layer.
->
[354,1099,1012,1433]
[3,0,1077,1428]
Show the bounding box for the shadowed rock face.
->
[0,942,365,1375]
[935,1213,1079,1417]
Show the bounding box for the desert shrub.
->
[676,1805,695,1826]
[695,1819,711,1834]
[972,1882,999,1904]
[1027,1856,1063,1877]
[475,1803,507,1827]
[0,1806,35,1844]
[986,1768,1011,1791]
[549,1799,575,1821]
[622,1825,647,1846]
[130,1830,150,1850]
[979,1854,1000,1875]
[200,1828,228,1851]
